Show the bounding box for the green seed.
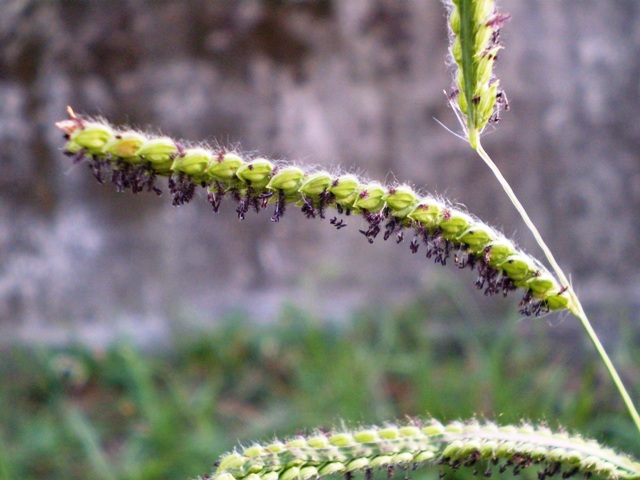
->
[64,140,82,154]
[218,453,246,471]
[329,433,354,447]
[499,253,538,284]
[439,210,473,238]
[353,183,386,212]
[399,426,421,437]
[392,452,415,465]
[414,451,436,462]
[378,427,399,440]
[266,442,285,454]
[354,430,378,443]
[526,270,558,298]
[477,47,499,89]
[329,174,360,205]
[136,137,178,172]
[243,445,265,458]
[384,186,418,212]
[422,422,445,436]
[318,462,345,476]
[105,131,146,160]
[530,446,550,461]
[285,438,307,449]
[545,289,571,311]
[247,462,266,474]
[369,455,393,468]
[214,473,236,480]
[171,147,213,176]
[442,440,464,459]
[345,458,370,472]
[298,466,318,480]
[71,122,114,153]
[451,37,463,65]
[279,466,300,480]
[236,158,274,188]
[479,440,499,458]
[485,239,518,268]
[474,26,493,64]
[477,83,498,128]
[298,171,333,197]
[306,436,329,449]
[407,199,446,227]
[459,440,482,457]
[205,152,245,181]
[449,5,460,34]
[496,441,516,458]
[267,166,305,195]
[444,422,464,434]
[457,224,497,251]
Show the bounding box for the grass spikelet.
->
[55,108,574,314]
[198,420,640,480]
[446,0,510,148]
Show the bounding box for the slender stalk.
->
[475,140,640,439]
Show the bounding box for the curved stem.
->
[475,141,640,439]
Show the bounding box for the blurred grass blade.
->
[62,403,117,480]
[0,429,14,480]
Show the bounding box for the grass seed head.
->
[447,0,509,147]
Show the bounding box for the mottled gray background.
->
[2,0,640,346]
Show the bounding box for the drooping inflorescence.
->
[446,0,510,149]
[198,420,640,480]
[55,107,572,315]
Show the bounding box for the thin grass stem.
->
[474,140,640,440]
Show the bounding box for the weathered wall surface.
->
[1,1,639,345]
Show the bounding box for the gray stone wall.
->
[2,1,639,345]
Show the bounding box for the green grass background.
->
[2,293,639,480]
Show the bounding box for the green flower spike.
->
[171,147,213,177]
[135,137,178,172]
[447,0,509,148]
[105,131,147,161]
[267,166,305,196]
[384,185,419,218]
[499,253,540,286]
[298,171,333,198]
[329,174,360,207]
[200,420,640,480]
[407,198,447,228]
[439,209,473,238]
[353,182,386,212]
[70,121,114,154]
[56,109,574,316]
[457,224,498,253]
[485,238,518,268]
[205,152,245,181]
[236,158,274,189]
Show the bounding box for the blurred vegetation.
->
[1,294,639,480]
